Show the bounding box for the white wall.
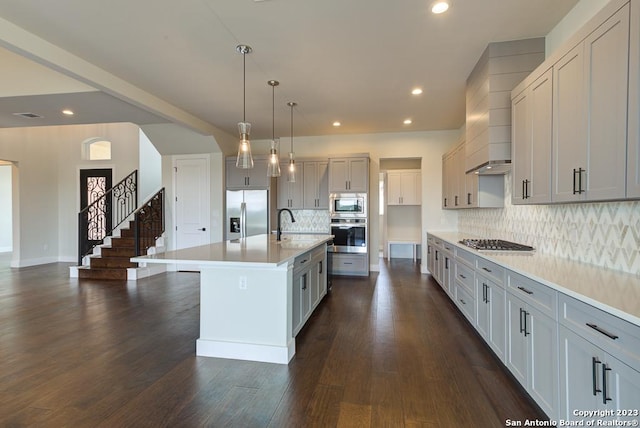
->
[0,164,12,252]
[0,123,140,266]
[139,129,162,202]
[545,0,612,56]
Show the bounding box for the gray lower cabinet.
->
[292,247,327,336]
[476,273,506,362]
[558,294,640,423]
[330,253,368,276]
[506,280,559,420]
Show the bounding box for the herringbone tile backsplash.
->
[279,210,330,234]
[458,174,640,275]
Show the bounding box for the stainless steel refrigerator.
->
[226,190,269,240]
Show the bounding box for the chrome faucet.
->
[277,208,296,241]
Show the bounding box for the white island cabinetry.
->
[132,234,331,364]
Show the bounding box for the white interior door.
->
[174,156,210,251]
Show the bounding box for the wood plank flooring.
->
[0,258,545,427]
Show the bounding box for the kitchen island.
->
[132,234,333,364]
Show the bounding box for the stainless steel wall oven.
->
[330,218,367,253]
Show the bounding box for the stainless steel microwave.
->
[329,193,367,218]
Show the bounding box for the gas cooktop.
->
[459,239,535,252]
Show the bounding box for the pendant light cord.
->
[243,53,246,122]
[290,104,294,152]
[272,85,275,140]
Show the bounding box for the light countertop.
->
[428,231,640,327]
[132,234,333,268]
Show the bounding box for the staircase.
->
[76,222,139,280]
[71,179,166,281]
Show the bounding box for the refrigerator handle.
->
[240,202,247,238]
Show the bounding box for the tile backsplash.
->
[279,210,330,234]
[458,174,640,276]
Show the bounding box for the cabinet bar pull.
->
[519,308,525,334]
[602,364,612,404]
[573,168,578,194]
[586,323,619,340]
[467,193,472,205]
[522,179,526,200]
[482,267,492,273]
[435,251,439,261]
[517,286,533,295]
[445,257,449,269]
[444,198,447,207]
[319,261,322,274]
[523,310,529,336]
[592,357,602,396]
[455,195,458,206]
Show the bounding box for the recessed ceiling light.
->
[432,1,449,14]
[411,88,423,95]
[404,119,412,125]
[62,109,74,116]
[333,121,341,127]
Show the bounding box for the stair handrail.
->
[132,187,165,257]
[77,170,138,265]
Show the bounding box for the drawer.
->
[311,245,326,261]
[294,252,311,271]
[507,271,557,320]
[455,261,475,296]
[559,293,640,370]
[455,283,476,324]
[476,258,505,286]
[442,241,454,253]
[455,247,476,268]
[331,253,367,275]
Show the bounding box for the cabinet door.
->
[246,158,270,188]
[226,159,248,189]
[583,5,629,201]
[512,88,531,205]
[627,0,640,198]
[558,326,603,421]
[607,357,640,423]
[506,293,528,386]
[529,69,553,203]
[329,159,349,192]
[348,158,369,192]
[387,172,402,205]
[464,172,477,207]
[403,171,421,205]
[277,176,303,209]
[553,43,587,202]
[488,283,506,362]
[303,162,319,208]
[316,161,329,209]
[528,305,559,420]
[442,154,452,208]
[476,278,490,340]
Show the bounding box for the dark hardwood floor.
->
[0,258,545,427]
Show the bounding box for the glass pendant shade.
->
[287,152,296,183]
[236,121,253,169]
[267,138,281,177]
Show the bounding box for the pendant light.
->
[286,101,297,183]
[236,44,253,169]
[267,80,281,177]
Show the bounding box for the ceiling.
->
[0,0,579,147]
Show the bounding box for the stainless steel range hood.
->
[467,160,512,175]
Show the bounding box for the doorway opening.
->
[379,157,422,261]
[0,160,16,268]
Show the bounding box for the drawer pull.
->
[592,357,602,396]
[482,267,492,273]
[517,286,533,295]
[459,299,466,305]
[586,323,619,340]
[459,274,466,279]
[343,262,353,265]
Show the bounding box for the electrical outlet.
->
[239,276,247,290]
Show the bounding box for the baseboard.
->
[12,256,59,268]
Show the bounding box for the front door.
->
[79,168,112,260]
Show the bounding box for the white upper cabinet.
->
[627,0,640,197]
[302,161,329,209]
[328,157,369,192]
[387,170,421,206]
[512,68,553,204]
